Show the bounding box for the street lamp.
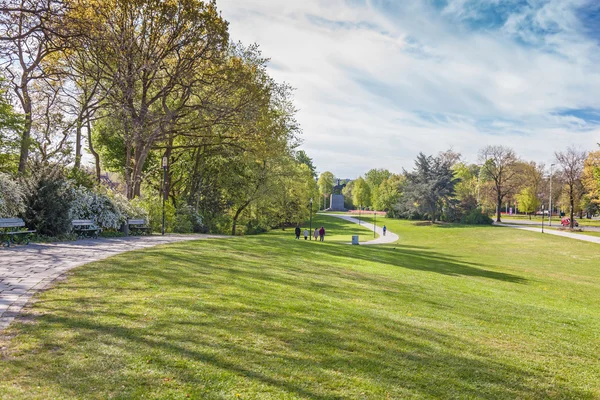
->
[162,156,168,236]
[549,163,555,226]
[309,198,313,241]
[374,210,377,238]
[541,204,545,233]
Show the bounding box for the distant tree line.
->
[318,144,600,228]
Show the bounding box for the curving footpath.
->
[494,223,600,244]
[326,214,399,245]
[0,234,222,331]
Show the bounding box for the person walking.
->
[303,229,309,240]
[319,226,325,242]
[383,225,387,236]
[295,226,301,240]
[314,227,319,241]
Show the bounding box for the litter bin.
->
[352,235,359,245]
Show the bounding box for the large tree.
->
[77,0,229,198]
[352,177,371,209]
[317,171,334,209]
[555,147,587,229]
[582,149,600,207]
[0,0,70,173]
[402,152,458,222]
[478,145,519,222]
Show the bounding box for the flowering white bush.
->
[69,187,123,229]
[0,172,25,218]
[69,187,149,230]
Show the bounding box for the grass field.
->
[1,216,600,399]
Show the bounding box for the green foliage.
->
[460,207,494,225]
[401,152,459,222]
[374,175,404,211]
[0,172,25,218]
[318,171,335,208]
[0,80,23,173]
[515,187,540,216]
[295,150,317,178]
[68,167,97,190]
[139,197,175,233]
[173,204,204,233]
[22,165,74,236]
[352,177,372,208]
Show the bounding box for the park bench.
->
[0,218,36,247]
[126,219,151,236]
[72,220,101,239]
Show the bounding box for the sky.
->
[217,0,600,178]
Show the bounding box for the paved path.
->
[326,214,399,245]
[495,223,600,244]
[501,219,600,232]
[0,234,221,331]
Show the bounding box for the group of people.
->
[295,226,326,241]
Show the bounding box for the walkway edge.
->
[494,223,600,244]
[324,214,399,245]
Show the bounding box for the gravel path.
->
[326,214,399,245]
[0,234,221,331]
[494,223,600,244]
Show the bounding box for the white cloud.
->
[217,0,600,177]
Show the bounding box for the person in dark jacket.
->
[319,226,325,242]
[295,226,301,239]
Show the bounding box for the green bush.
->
[0,172,25,217]
[461,208,493,225]
[173,204,204,233]
[22,165,74,236]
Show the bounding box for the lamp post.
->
[541,204,545,233]
[549,163,555,226]
[162,156,168,236]
[309,198,313,241]
[374,210,377,238]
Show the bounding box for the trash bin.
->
[352,235,359,245]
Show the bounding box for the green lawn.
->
[1,216,600,398]
[299,214,378,243]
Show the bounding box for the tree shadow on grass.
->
[4,291,594,399]
[241,237,527,284]
[1,237,594,398]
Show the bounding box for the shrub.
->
[69,187,123,230]
[0,172,25,217]
[139,197,175,233]
[461,208,493,225]
[22,165,74,236]
[173,204,203,233]
[70,187,149,231]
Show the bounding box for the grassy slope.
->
[1,216,599,399]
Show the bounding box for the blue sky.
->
[218,0,600,177]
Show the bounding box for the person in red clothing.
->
[319,226,325,242]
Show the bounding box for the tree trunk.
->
[86,119,101,182]
[496,193,502,222]
[17,88,32,174]
[231,200,251,236]
[74,119,82,169]
[569,187,575,229]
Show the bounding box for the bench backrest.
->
[72,220,95,226]
[0,218,26,228]
[128,219,146,225]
